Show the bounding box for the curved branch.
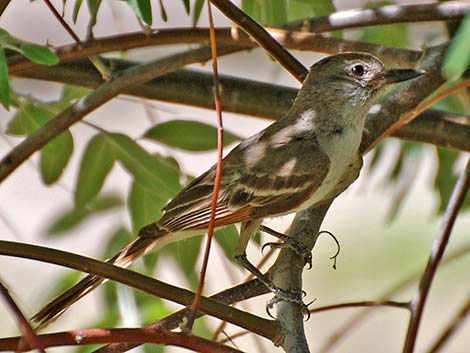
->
[287,2,470,32]
[13,58,470,152]
[7,27,422,75]
[209,0,307,81]
[403,158,470,352]
[0,46,240,183]
[0,240,277,340]
[0,327,244,353]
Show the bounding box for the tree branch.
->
[7,27,422,75]
[426,297,470,353]
[0,46,241,184]
[209,0,307,81]
[0,240,278,340]
[403,157,470,353]
[0,280,45,353]
[273,203,332,353]
[0,327,244,353]
[287,2,470,32]
[12,59,470,152]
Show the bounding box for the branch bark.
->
[0,240,278,340]
[287,1,470,32]
[12,58,470,152]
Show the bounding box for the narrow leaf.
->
[20,44,59,66]
[443,14,470,80]
[105,133,180,199]
[144,120,240,151]
[158,0,168,22]
[192,0,205,26]
[75,133,115,207]
[128,179,166,234]
[181,0,190,14]
[0,47,10,110]
[47,194,122,236]
[72,0,85,23]
[40,130,74,184]
[127,0,153,25]
[215,225,239,262]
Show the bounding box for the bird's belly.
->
[297,144,361,210]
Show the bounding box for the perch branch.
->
[0,327,244,353]
[287,2,470,32]
[0,240,278,340]
[403,157,470,353]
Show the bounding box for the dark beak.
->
[382,68,425,85]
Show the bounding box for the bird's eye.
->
[351,64,365,76]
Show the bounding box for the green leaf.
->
[6,103,51,136]
[360,1,408,48]
[47,194,122,236]
[434,148,458,213]
[144,120,241,151]
[40,130,74,184]
[215,225,239,262]
[128,179,167,234]
[443,14,470,81]
[163,235,202,284]
[75,133,115,207]
[181,0,190,14]
[20,44,59,66]
[127,0,153,25]
[87,0,102,28]
[105,133,180,199]
[72,0,85,23]
[158,0,168,21]
[61,85,90,102]
[192,0,205,26]
[0,47,10,110]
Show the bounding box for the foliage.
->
[0,1,469,353]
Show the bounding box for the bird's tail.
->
[32,225,165,329]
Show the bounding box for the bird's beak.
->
[382,68,426,85]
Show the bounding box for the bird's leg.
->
[260,225,313,269]
[234,220,303,305]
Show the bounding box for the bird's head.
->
[303,52,424,106]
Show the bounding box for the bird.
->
[33,52,424,326]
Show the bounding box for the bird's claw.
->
[265,288,314,320]
[261,239,312,269]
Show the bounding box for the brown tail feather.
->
[32,234,163,329]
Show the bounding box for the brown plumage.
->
[33,53,424,327]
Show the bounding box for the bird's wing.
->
[157,134,330,233]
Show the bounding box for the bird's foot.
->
[260,226,312,269]
[265,289,314,320]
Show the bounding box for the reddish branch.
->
[403,157,470,353]
[0,281,45,353]
[0,327,243,353]
[188,1,225,329]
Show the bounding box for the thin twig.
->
[0,240,277,339]
[317,245,470,353]
[42,0,111,79]
[0,327,244,353]
[12,60,470,152]
[403,156,470,353]
[0,280,45,353]
[309,300,410,314]
[426,297,470,353]
[0,46,241,184]
[187,1,225,330]
[372,79,470,151]
[94,278,270,353]
[287,2,470,32]
[6,28,422,75]
[209,0,307,82]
